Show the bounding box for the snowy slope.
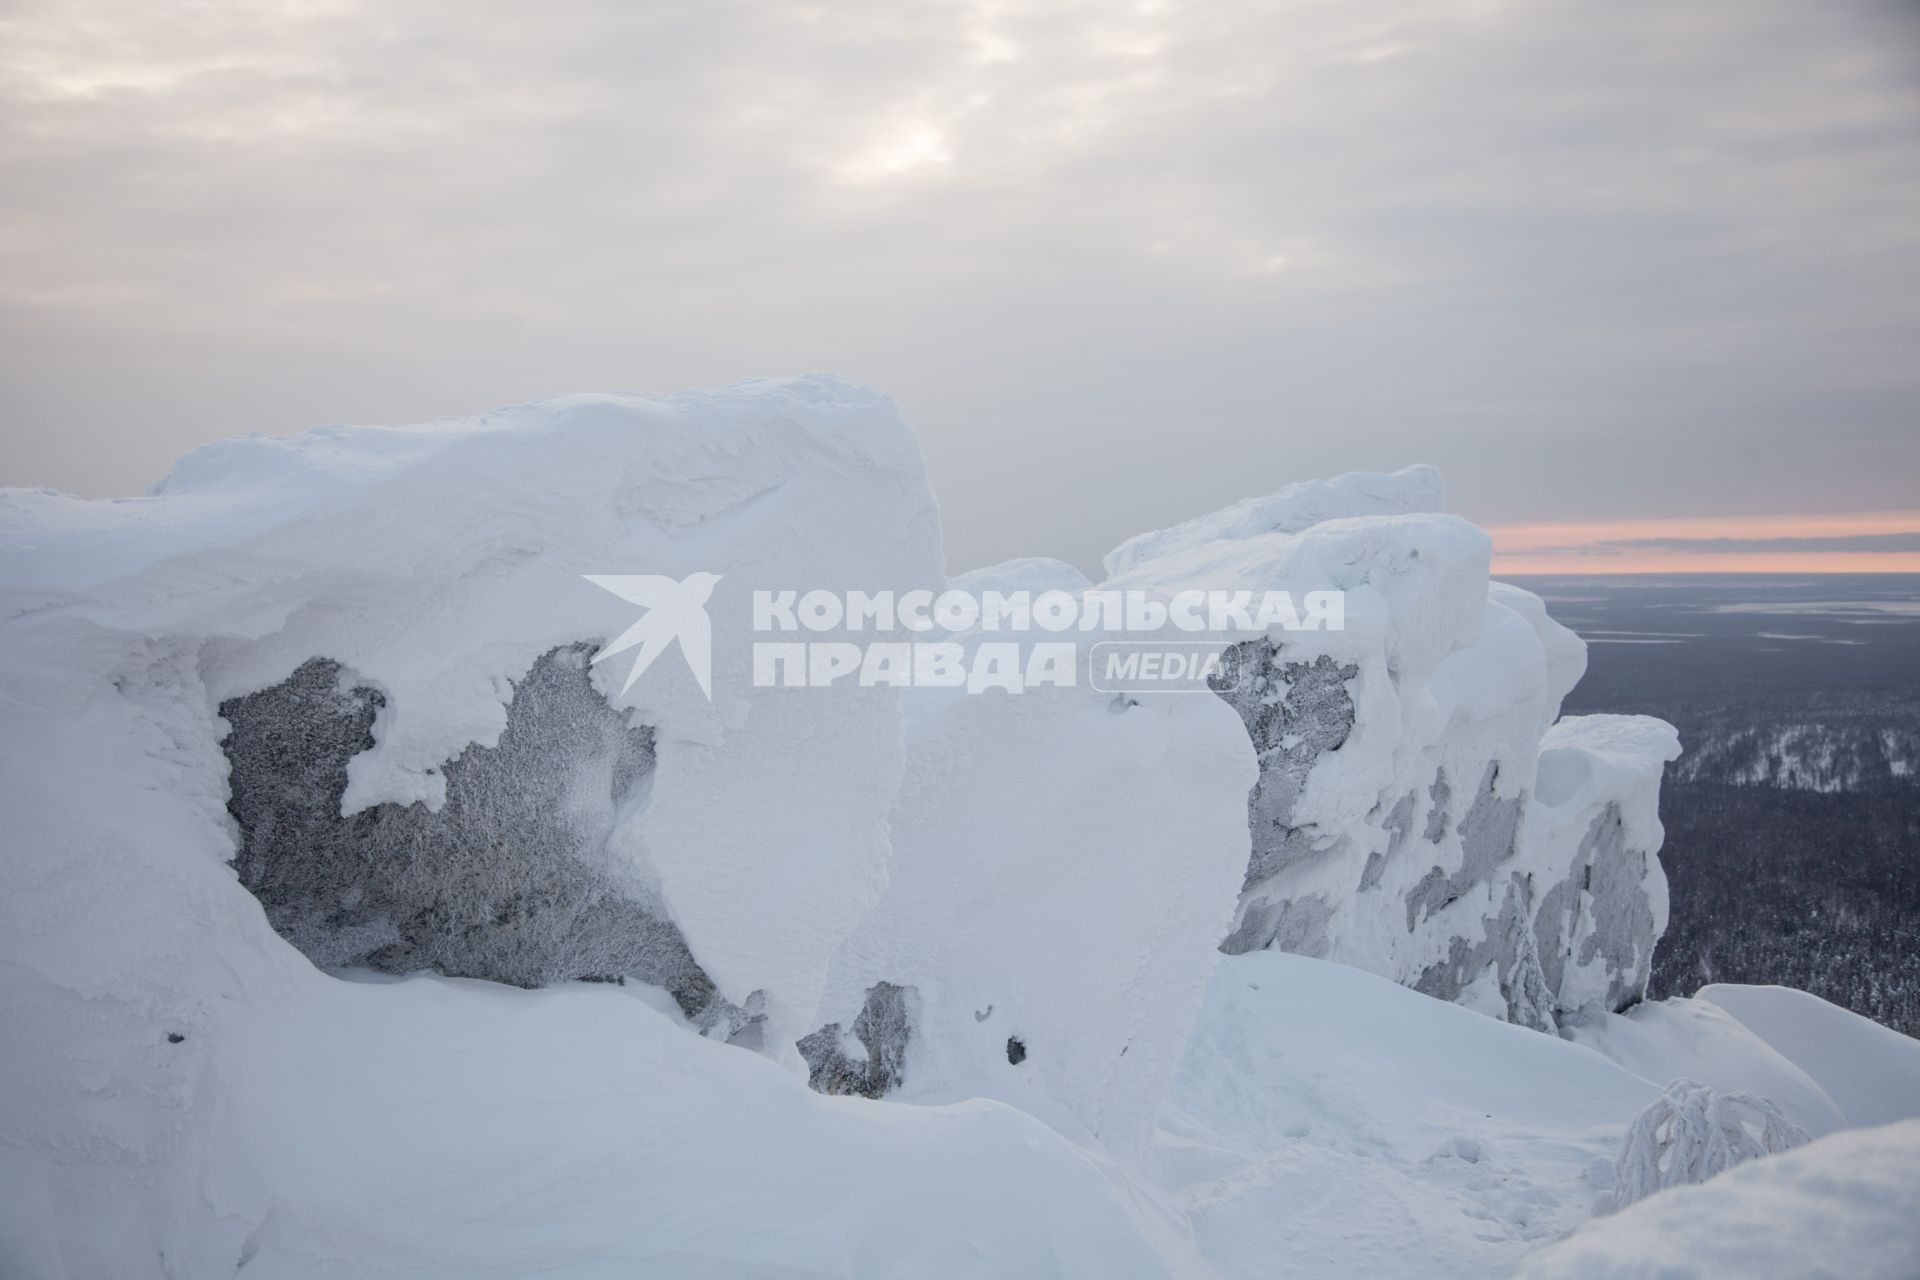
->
[1697,984,1920,1127]
[1568,998,1849,1137]
[1158,952,1655,1280]
[1161,956,1920,1280]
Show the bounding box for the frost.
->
[223,647,721,1015]
[1598,1079,1809,1213]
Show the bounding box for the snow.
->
[3,963,1208,1278]
[1158,951,1656,1279]
[1,377,944,1055]
[1570,997,1848,1137]
[4,378,1917,1279]
[817,630,1257,1152]
[1698,984,1920,1127]
[1600,1079,1808,1212]
[1521,1120,1920,1280]
[1102,463,1449,578]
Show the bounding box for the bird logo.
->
[583,572,723,699]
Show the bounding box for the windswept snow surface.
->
[1569,998,1848,1138]
[1696,984,1920,1127]
[2,969,1205,1279]
[1520,1120,1920,1280]
[1160,956,1920,1280]
[1158,952,1660,1280]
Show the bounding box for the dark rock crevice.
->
[797,982,916,1098]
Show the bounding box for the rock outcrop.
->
[1103,466,1679,1030]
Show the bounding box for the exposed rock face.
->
[797,982,915,1098]
[1210,643,1360,901]
[222,645,720,1018]
[1532,802,1662,1019]
[1404,763,1523,933]
[1412,873,1559,1033]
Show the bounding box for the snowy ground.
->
[1157,953,1920,1278]
[11,950,1910,1278]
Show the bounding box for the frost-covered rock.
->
[1103,467,1679,1028]
[222,647,725,1017]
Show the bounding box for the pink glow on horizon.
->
[1485,509,1920,575]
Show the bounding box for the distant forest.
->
[1651,779,1920,1035]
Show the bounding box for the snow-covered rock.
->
[0,378,956,1272]
[13,375,1904,1280]
[0,378,945,1053]
[1103,467,1679,1028]
[1528,715,1679,1023]
[812,630,1257,1152]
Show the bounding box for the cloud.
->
[2,0,1918,571]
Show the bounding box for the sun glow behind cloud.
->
[1,0,1916,572]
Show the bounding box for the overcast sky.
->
[3,0,1917,572]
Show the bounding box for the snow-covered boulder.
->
[1568,994,1850,1138]
[0,378,962,1271]
[811,619,1257,1152]
[1103,467,1679,1029]
[1529,715,1681,1023]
